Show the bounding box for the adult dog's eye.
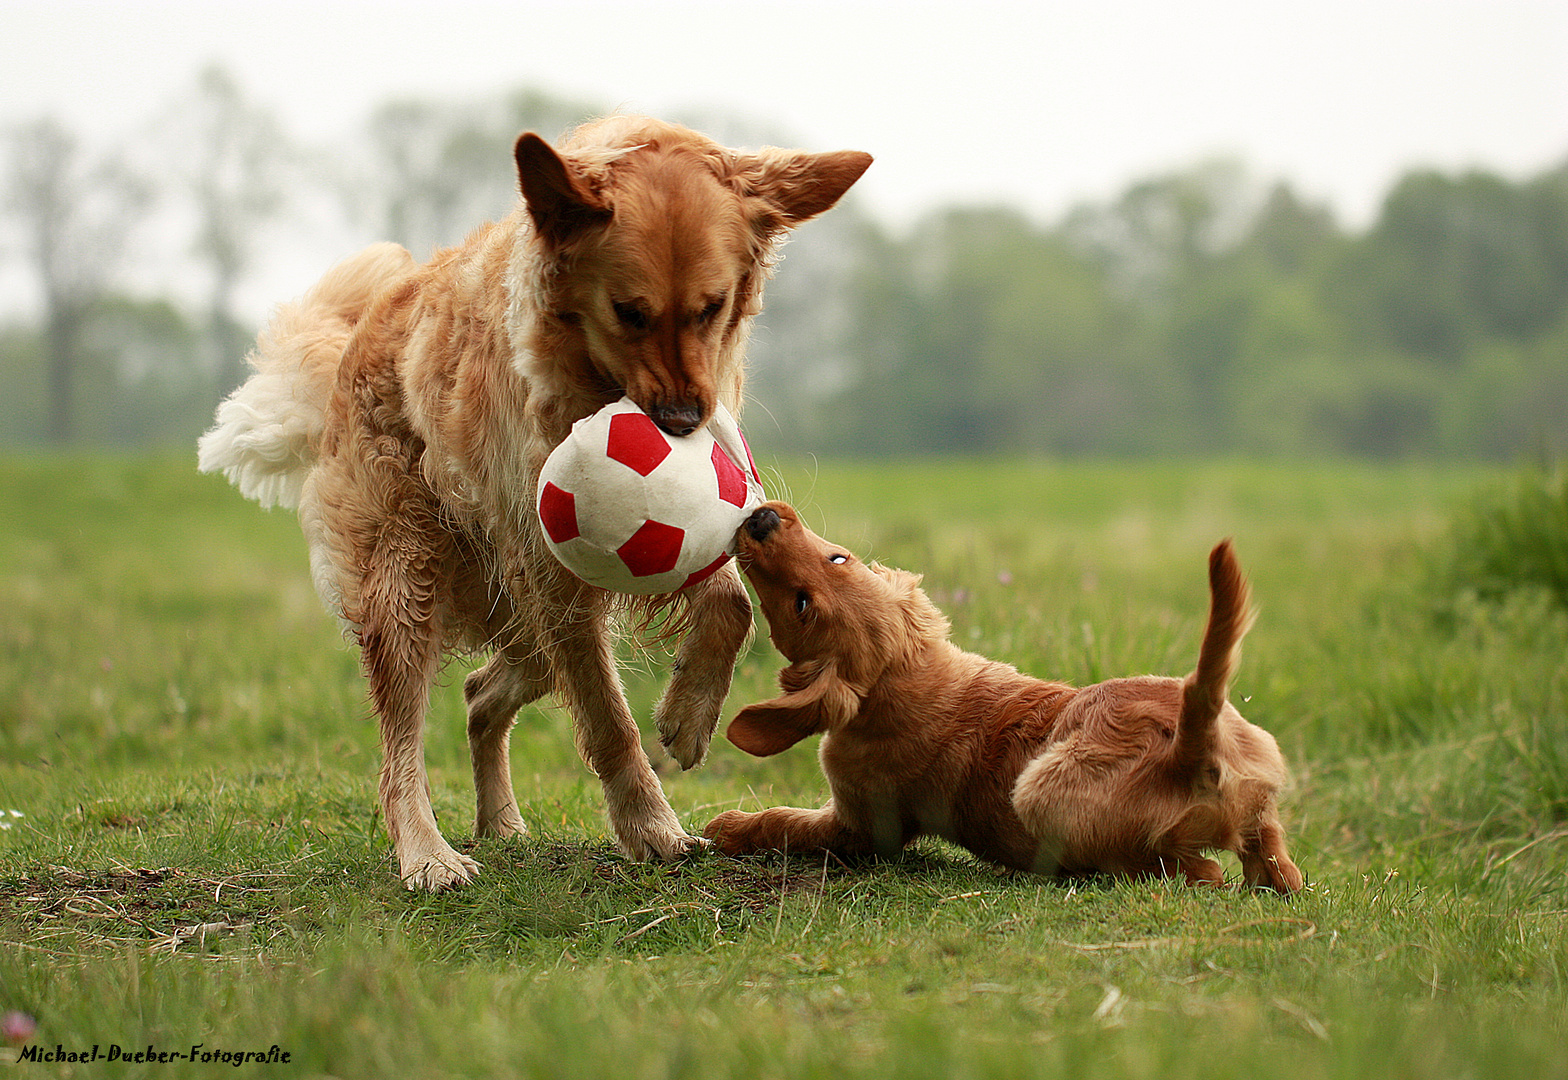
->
[794,591,810,615]
[612,301,650,332]
[696,297,725,325]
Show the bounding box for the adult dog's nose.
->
[650,402,703,437]
[745,506,781,543]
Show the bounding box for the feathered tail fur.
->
[197,242,415,507]
[1170,539,1255,782]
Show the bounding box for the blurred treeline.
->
[3,69,1564,459]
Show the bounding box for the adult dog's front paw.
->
[398,845,482,892]
[613,816,712,862]
[474,805,529,840]
[654,693,719,771]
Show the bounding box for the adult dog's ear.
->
[726,662,862,757]
[730,149,873,229]
[515,133,612,246]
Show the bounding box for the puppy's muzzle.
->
[744,506,781,543]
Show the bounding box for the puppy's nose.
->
[745,506,781,543]
[650,402,703,437]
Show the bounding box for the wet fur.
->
[705,503,1303,892]
[198,119,870,890]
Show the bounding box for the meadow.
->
[1,453,1565,1078]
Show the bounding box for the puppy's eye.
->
[794,591,810,615]
[612,301,650,332]
[829,554,849,565]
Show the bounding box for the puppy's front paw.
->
[703,810,758,855]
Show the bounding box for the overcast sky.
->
[3,0,1566,323]
[7,0,1566,226]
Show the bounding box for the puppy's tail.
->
[1171,540,1254,784]
[198,242,414,509]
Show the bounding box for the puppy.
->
[705,503,1303,892]
[199,119,871,890]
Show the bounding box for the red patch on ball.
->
[535,397,765,595]
[681,553,732,591]
[606,412,672,476]
[617,519,686,578]
[537,481,580,543]
[712,442,748,508]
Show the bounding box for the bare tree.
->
[352,88,600,257]
[4,118,148,443]
[157,65,288,392]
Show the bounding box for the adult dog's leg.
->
[359,526,480,891]
[656,564,753,769]
[540,600,703,861]
[463,638,551,839]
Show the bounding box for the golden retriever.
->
[705,503,1304,892]
[198,118,871,890]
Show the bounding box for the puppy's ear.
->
[868,561,950,651]
[515,133,612,245]
[869,563,923,595]
[726,662,862,757]
[729,149,873,228]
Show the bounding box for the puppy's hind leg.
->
[1012,739,1131,875]
[1239,812,1304,894]
[655,564,753,769]
[1176,854,1226,887]
[464,637,552,840]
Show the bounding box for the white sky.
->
[2,0,1566,318]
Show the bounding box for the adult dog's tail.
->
[197,242,414,508]
[1171,540,1255,783]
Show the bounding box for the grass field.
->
[2,453,1565,1077]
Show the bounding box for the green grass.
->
[2,453,1566,1077]
[1437,460,1568,614]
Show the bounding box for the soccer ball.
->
[536,397,766,595]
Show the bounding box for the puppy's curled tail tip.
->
[1207,539,1254,643]
[1173,539,1256,779]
